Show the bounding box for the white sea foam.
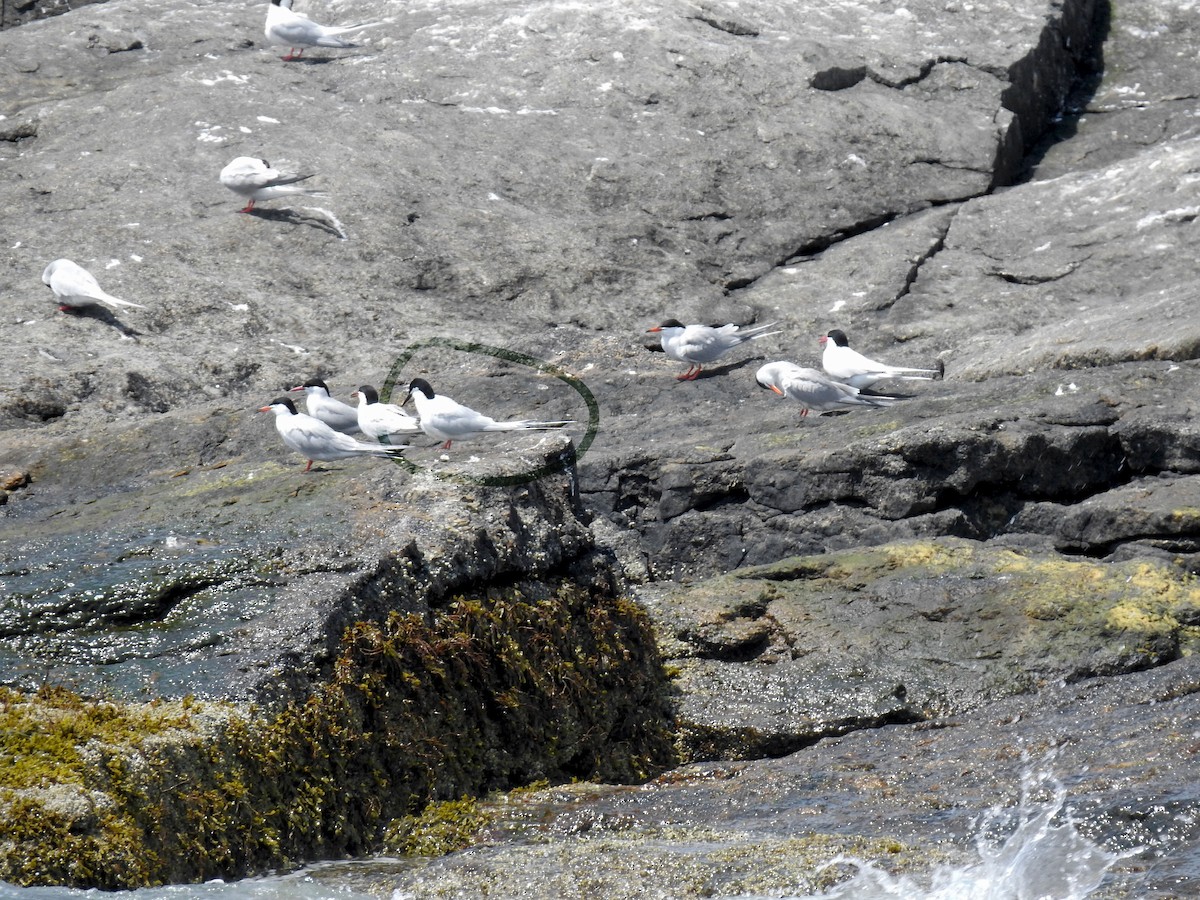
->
[750,768,1127,900]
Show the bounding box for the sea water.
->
[0,874,377,900]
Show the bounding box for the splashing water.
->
[785,769,1126,900]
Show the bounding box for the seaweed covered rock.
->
[0,399,677,887]
[0,394,595,703]
[0,585,675,889]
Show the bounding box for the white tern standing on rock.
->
[258,397,406,472]
[264,0,379,62]
[820,328,944,389]
[647,319,780,381]
[352,385,423,443]
[219,157,323,213]
[756,362,901,417]
[401,377,572,450]
[42,259,145,312]
[289,379,362,435]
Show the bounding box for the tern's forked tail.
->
[486,420,573,433]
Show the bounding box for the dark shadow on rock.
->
[695,356,764,380]
[280,56,342,66]
[60,304,142,340]
[1015,0,1111,183]
[860,388,916,400]
[1,0,108,30]
[247,206,346,238]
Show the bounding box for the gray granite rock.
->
[640,538,1199,760]
[6,0,1200,888]
[0,0,1122,703]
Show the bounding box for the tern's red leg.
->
[676,365,701,381]
[238,200,255,213]
[304,459,314,472]
[441,440,453,450]
[282,48,303,61]
[800,409,809,417]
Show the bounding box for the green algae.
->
[0,584,677,889]
[0,687,201,789]
[383,797,497,856]
[670,538,1200,757]
[0,688,222,888]
[369,776,929,898]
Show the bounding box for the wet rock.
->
[0,470,29,491]
[0,578,677,888]
[0,402,599,702]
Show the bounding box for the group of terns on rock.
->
[260,379,572,472]
[260,322,943,473]
[37,0,944,473]
[38,253,944,473]
[244,1,580,471]
[647,319,944,417]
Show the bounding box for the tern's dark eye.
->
[261,159,269,167]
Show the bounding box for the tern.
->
[264,0,378,62]
[756,362,900,417]
[352,384,422,443]
[820,329,944,389]
[258,397,405,472]
[647,318,780,380]
[289,378,360,434]
[400,377,571,450]
[219,156,322,213]
[42,259,145,312]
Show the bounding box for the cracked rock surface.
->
[4,0,1200,891]
[0,0,1117,698]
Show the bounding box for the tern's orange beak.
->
[647,326,663,333]
[257,405,271,412]
[769,385,784,396]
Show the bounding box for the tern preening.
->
[42,259,145,312]
[219,157,322,213]
[352,384,422,443]
[820,329,944,389]
[258,397,405,471]
[756,362,900,417]
[264,0,378,62]
[648,319,780,380]
[289,378,360,434]
[401,377,571,450]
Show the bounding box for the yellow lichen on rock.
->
[1105,600,1178,635]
